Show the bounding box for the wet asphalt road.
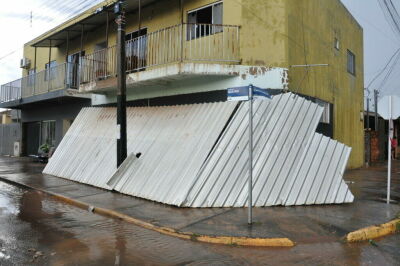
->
[0,181,399,266]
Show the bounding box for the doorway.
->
[126,28,147,72]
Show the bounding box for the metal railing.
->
[80,23,240,84]
[0,62,79,103]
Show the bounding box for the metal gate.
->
[0,123,21,156]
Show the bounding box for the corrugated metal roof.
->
[44,93,354,207]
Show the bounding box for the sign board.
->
[378,95,400,120]
[252,86,272,99]
[227,85,272,102]
[227,86,249,101]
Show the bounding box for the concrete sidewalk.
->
[0,156,399,244]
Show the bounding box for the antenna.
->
[30,11,32,28]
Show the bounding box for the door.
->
[126,28,147,72]
[24,122,41,156]
[94,42,108,79]
[67,51,84,88]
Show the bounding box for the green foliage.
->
[39,143,50,153]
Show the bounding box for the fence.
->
[0,123,21,156]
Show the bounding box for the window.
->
[347,50,356,75]
[45,60,57,81]
[187,1,223,40]
[334,38,340,50]
[40,120,56,147]
[315,99,331,124]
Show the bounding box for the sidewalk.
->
[0,156,399,245]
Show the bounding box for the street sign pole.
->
[387,96,392,204]
[227,84,271,224]
[248,84,253,225]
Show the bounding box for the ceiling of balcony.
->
[31,0,160,48]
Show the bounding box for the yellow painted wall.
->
[21,0,364,168]
[284,0,364,168]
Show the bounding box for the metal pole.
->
[33,46,37,95]
[374,90,379,131]
[138,0,141,33]
[367,98,370,130]
[105,12,109,47]
[48,40,52,92]
[387,96,392,204]
[115,1,127,167]
[248,84,253,225]
[66,31,70,87]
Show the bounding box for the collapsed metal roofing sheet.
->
[43,102,238,190]
[44,93,354,207]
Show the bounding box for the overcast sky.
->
[0,0,399,111]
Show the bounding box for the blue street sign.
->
[227,86,250,101]
[227,85,272,101]
[252,86,272,99]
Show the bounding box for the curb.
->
[345,219,400,242]
[0,176,295,247]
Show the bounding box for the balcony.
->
[0,63,83,108]
[79,23,241,92]
[0,23,240,106]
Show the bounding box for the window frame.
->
[186,1,223,40]
[347,49,356,76]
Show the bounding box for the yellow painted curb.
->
[345,219,400,242]
[0,177,295,247]
[94,206,295,247]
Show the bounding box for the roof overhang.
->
[29,0,159,48]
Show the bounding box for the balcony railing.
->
[80,23,240,84]
[0,23,240,103]
[0,63,79,103]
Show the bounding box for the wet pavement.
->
[0,156,399,265]
[1,180,400,265]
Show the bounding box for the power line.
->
[0,0,106,62]
[366,47,400,89]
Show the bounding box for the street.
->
[0,180,399,265]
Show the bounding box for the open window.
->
[187,1,223,40]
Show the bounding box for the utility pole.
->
[115,1,127,167]
[374,90,379,131]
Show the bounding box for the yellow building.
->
[0,0,363,167]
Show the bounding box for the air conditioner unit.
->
[20,58,31,69]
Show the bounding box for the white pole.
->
[248,84,253,224]
[387,96,392,204]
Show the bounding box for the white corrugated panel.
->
[44,93,354,207]
[43,102,238,191]
[183,94,353,207]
